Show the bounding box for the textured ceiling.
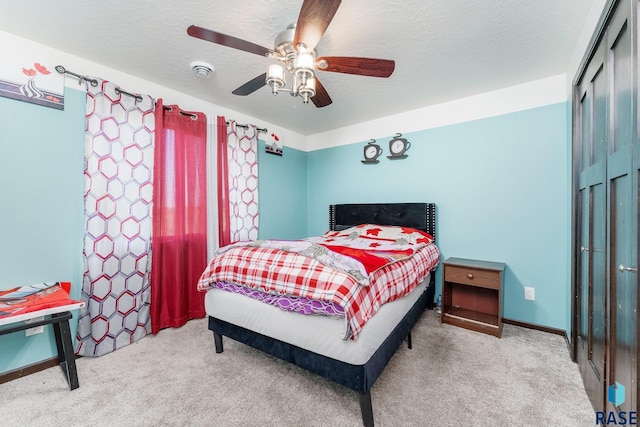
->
[0,0,594,135]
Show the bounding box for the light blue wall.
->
[307,102,570,331]
[0,87,85,373]
[257,141,307,240]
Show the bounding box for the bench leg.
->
[52,314,79,390]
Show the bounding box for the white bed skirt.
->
[204,274,429,365]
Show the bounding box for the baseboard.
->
[0,357,60,385]
[502,317,565,335]
[502,318,572,356]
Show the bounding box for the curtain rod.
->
[54,65,98,87]
[163,105,198,119]
[55,64,142,101]
[226,121,267,133]
[55,65,261,119]
[114,87,143,102]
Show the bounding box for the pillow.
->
[324,224,434,245]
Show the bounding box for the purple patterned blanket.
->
[213,281,345,317]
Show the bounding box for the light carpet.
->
[1,310,595,426]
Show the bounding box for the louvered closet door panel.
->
[576,36,608,411]
[576,90,590,361]
[606,1,637,413]
[577,188,589,347]
[590,182,607,383]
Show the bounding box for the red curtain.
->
[216,115,232,247]
[151,99,208,334]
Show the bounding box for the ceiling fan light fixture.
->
[265,50,316,103]
[266,64,286,94]
[190,61,215,78]
[299,77,316,104]
[294,52,315,75]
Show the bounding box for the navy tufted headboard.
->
[329,203,436,241]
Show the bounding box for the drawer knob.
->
[467,273,474,279]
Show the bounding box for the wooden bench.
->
[0,301,83,390]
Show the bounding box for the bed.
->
[198,202,439,426]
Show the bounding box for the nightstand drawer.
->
[444,265,501,290]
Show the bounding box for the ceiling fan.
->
[187,0,395,108]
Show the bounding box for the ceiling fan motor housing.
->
[274,25,316,65]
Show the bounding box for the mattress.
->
[204,274,429,366]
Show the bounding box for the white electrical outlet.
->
[524,287,535,301]
[25,316,45,336]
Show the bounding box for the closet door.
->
[607,1,637,413]
[573,0,638,414]
[575,35,608,412]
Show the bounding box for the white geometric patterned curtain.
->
[227,121,259,242]
[76,79,155,357]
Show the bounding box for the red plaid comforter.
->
[197,241,440,339]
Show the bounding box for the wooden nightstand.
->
[441,257,506,337]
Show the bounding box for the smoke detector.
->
[190,61,215,78]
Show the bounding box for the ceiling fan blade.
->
[232,73,267,96]
[293,0,342,52]
[311,77,332,108]
[187,25,271,57]
[316,56,395,78]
